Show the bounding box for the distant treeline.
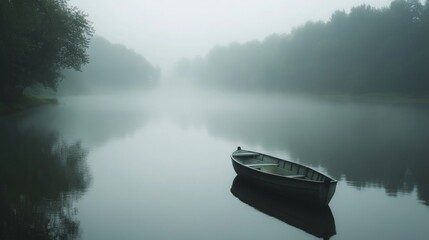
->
[59,36,160,94]
[176,0,429,96]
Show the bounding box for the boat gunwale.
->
[231,149,337,184]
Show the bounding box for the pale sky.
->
[69,0,394,71]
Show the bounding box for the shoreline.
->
[316,93,429,106]
[0,95,58,116]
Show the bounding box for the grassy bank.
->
[0,95,58,116]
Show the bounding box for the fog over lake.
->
[68,0,394,70]
[2,0,429,239]
[2,89,429,239]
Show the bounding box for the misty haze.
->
[1,1,429,240]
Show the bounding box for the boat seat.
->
[287,175,306,178]
[246,163,279,167]
[233,152,260,157]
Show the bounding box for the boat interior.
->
[233,152,328,182]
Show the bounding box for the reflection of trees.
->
[180,94,429,205]
[272,102,429,206]
[19,95,148,149]
[0,123,91,240]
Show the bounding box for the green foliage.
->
[176,0,429,96]
[0,0,93,103]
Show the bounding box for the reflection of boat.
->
[231,176,336,240]
[231,147,337,205]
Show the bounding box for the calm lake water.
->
[1,89,429,240]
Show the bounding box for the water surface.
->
[1,90,429,239]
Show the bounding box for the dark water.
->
[1,90,429,240]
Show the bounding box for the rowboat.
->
[231,147,337,206]
[231,176,336,239]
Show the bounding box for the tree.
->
[60,36,160,94]
[176,0,429,96]
[0,0,93,103]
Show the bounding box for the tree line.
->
[59,36,160,94]
[0,0,93,103]
[176,0,429,96]
[1,0,159,105]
